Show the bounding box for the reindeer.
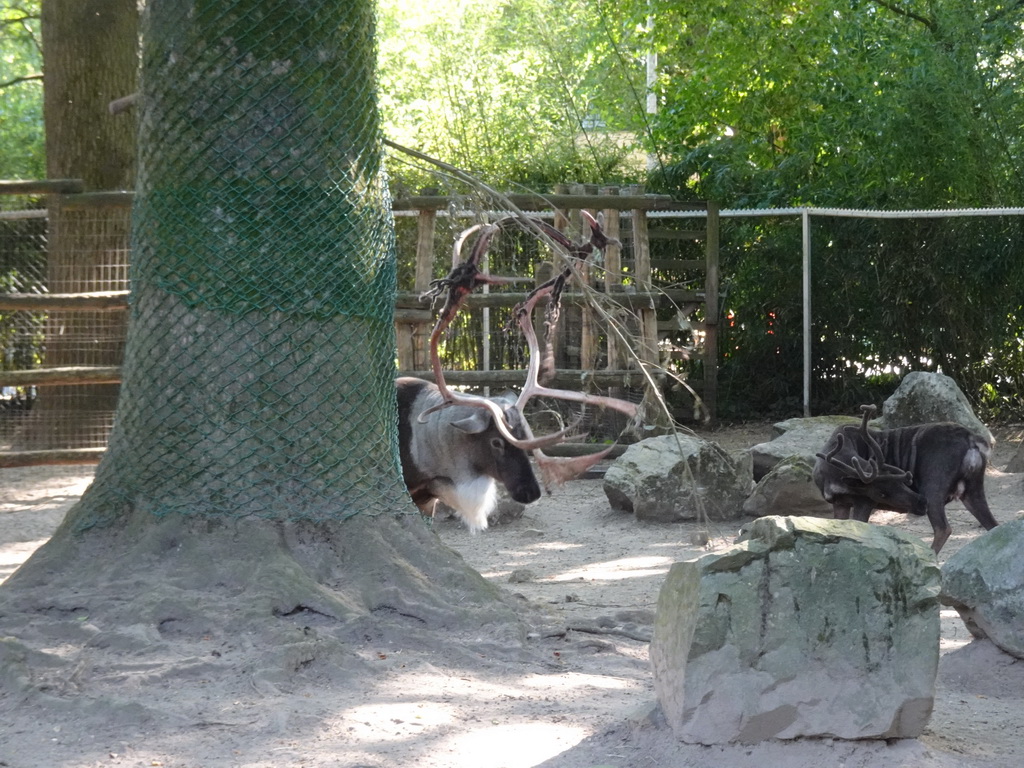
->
[397,377,541,531]
[396,212,639,531]
[812,405,998,553]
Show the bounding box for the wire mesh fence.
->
[8,191,1022,465]
[389,192,715,443]
[1,195,49,449]
[706,208,1024,421]
[0,192,129,452]
[60,0,415,526]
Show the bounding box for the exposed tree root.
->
[0,509,548,710]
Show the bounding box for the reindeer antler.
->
[420,212,638,464]
[511,275,637,419]
[417,223,561,449]
[507,222,640,486]
[816,405,913,484]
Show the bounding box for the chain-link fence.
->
[0,189,129,453]
[0,199,46,449]
[51,0,411,528]
[391,200,694,441]
[703,207,1024,421]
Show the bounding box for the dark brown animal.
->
[812,405,998,553]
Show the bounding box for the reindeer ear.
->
[451,411,492,435]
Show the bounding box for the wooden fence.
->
[1,181,720,467]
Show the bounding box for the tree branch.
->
[873,0,936,31]
[3,9,43,56]
[985,0,1024,25]
[0,73,43,90]
[1,13,39,27]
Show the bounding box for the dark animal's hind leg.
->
[962,479,999,532]
[930,524,952,555]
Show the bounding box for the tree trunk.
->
[43,0,137,188]
[2,0,520,697]
[21,0,137,450]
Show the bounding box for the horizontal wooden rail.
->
[391,193,705,213]
[0,179,85,195]
[0,292,433,323]
[0,448,105,468]
[397,288,707,311]
[398,368,658,388]
[0,291,130,311]
[1,365,660,390]
[61,191,134,210]
[0,209,47,221]
[394,308,432,323]
[0,366,122,387]
[1,185,708,215]
[2,287,711,326]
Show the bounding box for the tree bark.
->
[3,0,518,655]
[21,0,138,450]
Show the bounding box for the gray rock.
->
[603,434,752,523]
[941,518,1024,659]
[508,569,536,584]
[1007,440,1024,473]
[750,416,858,480]
[881,371,992,446]
[651,516,940,744]
[741,456,832,517]
[770,415,860,440]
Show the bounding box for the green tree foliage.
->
[7,1,1024,418]
[644,0,1024,209]
[377,0,648,191]
[630,0,1024,419]
[0,0,43,179]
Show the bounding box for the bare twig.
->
[419,214,638,468]
[0,73,42,90]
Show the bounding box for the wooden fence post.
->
[600,186,624,371]
[576,183,598,373]
[628,186,658,368]
[397,187,438,371]
[550,184,571,368]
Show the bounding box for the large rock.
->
[881,371,992,446]
[741,456,831,517]
[1007,440,1024,473]
[941,519,1024,659]
[604,434,752,523]
[651,516,940,744]
[749,416,858,480]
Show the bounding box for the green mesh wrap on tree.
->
[68,0,413,528]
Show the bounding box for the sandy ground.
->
[1,423,1023,768]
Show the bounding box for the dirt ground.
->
[1,422,1023,768]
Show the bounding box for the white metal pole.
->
[646,13,658,172]
[802,208,811,417]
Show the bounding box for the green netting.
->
[68,0,412,529]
